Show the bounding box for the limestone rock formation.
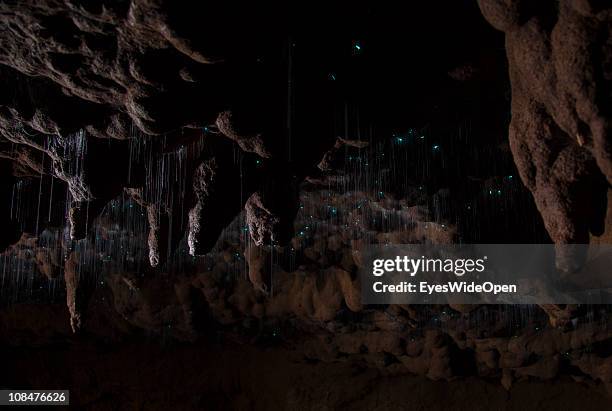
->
[2,2,612,404]
[479,0,612,252]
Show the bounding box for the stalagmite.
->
[64,251,82,333]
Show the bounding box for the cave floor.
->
[2,334,611,411]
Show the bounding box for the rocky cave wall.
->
[1,0,612,400]
[479,0,612,247]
